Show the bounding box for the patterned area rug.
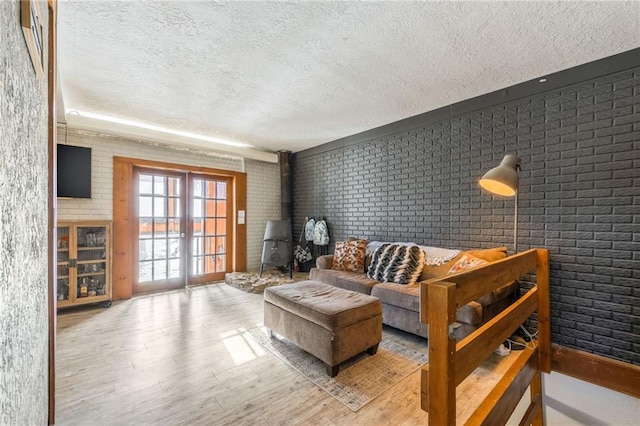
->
[225,271,309,293]
[248,327,428,411]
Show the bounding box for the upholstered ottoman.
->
[264,280,382,377]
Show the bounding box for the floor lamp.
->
[479,154,522,354]
[479,154,521,254]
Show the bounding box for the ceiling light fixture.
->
[67,110,253,148]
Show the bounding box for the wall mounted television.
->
[57,144,91,198]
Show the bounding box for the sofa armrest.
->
[316,254,334,269]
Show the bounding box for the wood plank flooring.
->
[56,282,515,425]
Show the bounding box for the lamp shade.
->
[479,154,520,196]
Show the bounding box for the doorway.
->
[133,169,234,292]
[112,156,247,300]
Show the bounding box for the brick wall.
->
[246,159,282,269]
[57,128,279,272]
[293,67,640,365]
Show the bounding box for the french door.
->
[133,169,233,293]
[134,169,187,293]
[188,174,233,284]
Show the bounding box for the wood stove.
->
[260,220,292,277]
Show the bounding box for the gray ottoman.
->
[264,280,382,377]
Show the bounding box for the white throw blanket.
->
[366,241,460,266]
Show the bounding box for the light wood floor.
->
[56,282,430,425]
[56,282,517,425]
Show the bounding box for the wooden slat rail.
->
[465,346,539,425]
[421,248,550,425]
[456,287,538,387]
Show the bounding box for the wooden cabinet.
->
[57,221,112,309]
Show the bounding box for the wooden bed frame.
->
[420,248,550,425]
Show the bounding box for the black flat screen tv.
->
[57,144,91,198]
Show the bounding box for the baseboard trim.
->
[551,344,640,399]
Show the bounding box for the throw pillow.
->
[448,254,489,274]
[367,243,425,285]
[331,239,367,272]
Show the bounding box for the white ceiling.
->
[57,1,640,160]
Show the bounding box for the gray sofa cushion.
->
[370,282,420,312]
[310,268,379,295]
[371,282,483,326]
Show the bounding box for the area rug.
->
[247,327,427,411]
[225,271,308,293]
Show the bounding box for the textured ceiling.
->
[57,1,640,157]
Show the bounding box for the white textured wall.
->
[57,128,280,271]
[245,159,281,270]
[57,128,244,220]
[0,1,50,424]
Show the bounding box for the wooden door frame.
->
[113,156,247,299]
[47,0,57,424]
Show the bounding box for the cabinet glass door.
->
[75,226,108,299]
[56,226,71,302]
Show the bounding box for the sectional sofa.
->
[309,245,515,339]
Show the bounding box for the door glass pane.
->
[216,237,225,254]
[139,240,153,261]
[139,261,152,282]
[193,219,204,236]
[168,197,180,218]
[168,238,180,258]
[206,181,216,198]
[139,196,152,217]
[193,180,203,198]
[154,197,167,217]
[153,219,167,237]
[216,255,225,272]
[168,219,180,237]
[154,239,167,259]
[216,218,226,235]
[139,218,152,238]
[168,259,180,279]
[191,177,229,278]
[193,256,202,275]
[205,200,215,217]
[216,200,226,217]
[205,218,216,236]
[193,237,203,256]
[153,260,167,280]
[154,176,166,195]
[137,171,183,287]
[139,174,153,194]
[168,177,180,196]
[193,199,203,218]
[216,182,226,199]
[205,254,215,273]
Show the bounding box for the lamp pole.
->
[513,190,518,255]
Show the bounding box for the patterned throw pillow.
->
[448,254,489,274]
[331,240,367,272]
[366,243,425,285]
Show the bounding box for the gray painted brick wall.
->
[292,68,640,366]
